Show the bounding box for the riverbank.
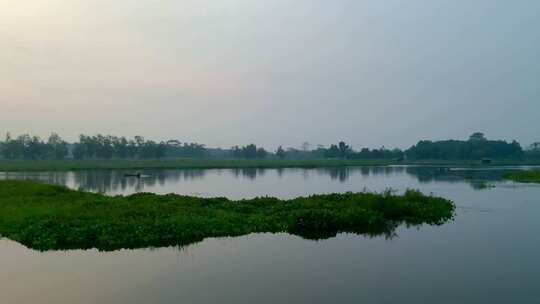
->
[0,159,391,171]
[0,181,455,251]
[0,159,539,172]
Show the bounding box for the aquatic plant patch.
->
[505,170,540,183]
[0,181,455,251]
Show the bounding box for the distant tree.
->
[1,133,22,159]
[156,142,168,158]
[281,147,305,160]
[526,142,540,160]
[323,141,352,158]
[469,132,487,141]
[243,144,258,159]
[231,146,241,158]
[166,140,181,147]
[231,144,267,159]
[276,146,286,159]
[310,145,327,159]
[127,139,138,158]
[111,136,128,158]
[256,147,267,159]
[47,133,68,159]
[349,147,404,160]
[325,144,340,158]
[1,133,207,160]
[406,135,523,160]
[177,143,207,158]
[3,131,529,162]
[78,135,96,159]
[27,136,50,159]
[73,144,85,160]
[0,134,51,160]
[338,141,352,158]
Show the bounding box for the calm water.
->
[1,166,540,304]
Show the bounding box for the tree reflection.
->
[0,166,520,193]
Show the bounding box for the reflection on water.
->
[404,166,506,190]
[1,166,536,196]
[0,169,206,195]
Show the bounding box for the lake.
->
[1,166,539,303]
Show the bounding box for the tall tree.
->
[47,133,68,159]
[469,132,487,141]
[276,146,286,159]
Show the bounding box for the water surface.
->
[1,166,539,303]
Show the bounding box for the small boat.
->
[124,173,142,178]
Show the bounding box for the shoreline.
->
[0,159,540,172]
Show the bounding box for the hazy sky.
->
[1,0,539,149]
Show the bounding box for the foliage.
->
[165,140,208,158]
[406,133,524,160]
[231,144,268,159]
[350,147,404,160]
[0,181,454,251]
[73,135,168,160]
[276,146,286,159]
[504,170,540,183]
[321,141,403,160]
[525,143,540,160]
[469,132,487,141]
[0,133,68,160]
[0,133,209,161]
[2,131,537,162]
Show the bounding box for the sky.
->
[1,0,539,150]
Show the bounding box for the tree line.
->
[231,144,268,159]
[0,132,538,161]
[405,133,525,160]
[525,142,540,160]
[73,135,168,160]
[1,133,69,160]
[0,133,206,160]
[278,133,533,161]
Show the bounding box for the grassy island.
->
[505,170,540,184]
[0,181,455,251]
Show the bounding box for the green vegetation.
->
[1,158,539,172]
[0,181,455,251]
[231,144,268,159]
[1,133,70,160]
[504,170,540,184]
[2,132,539,162]
[0,133,180,160]
[406,132,524,160]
